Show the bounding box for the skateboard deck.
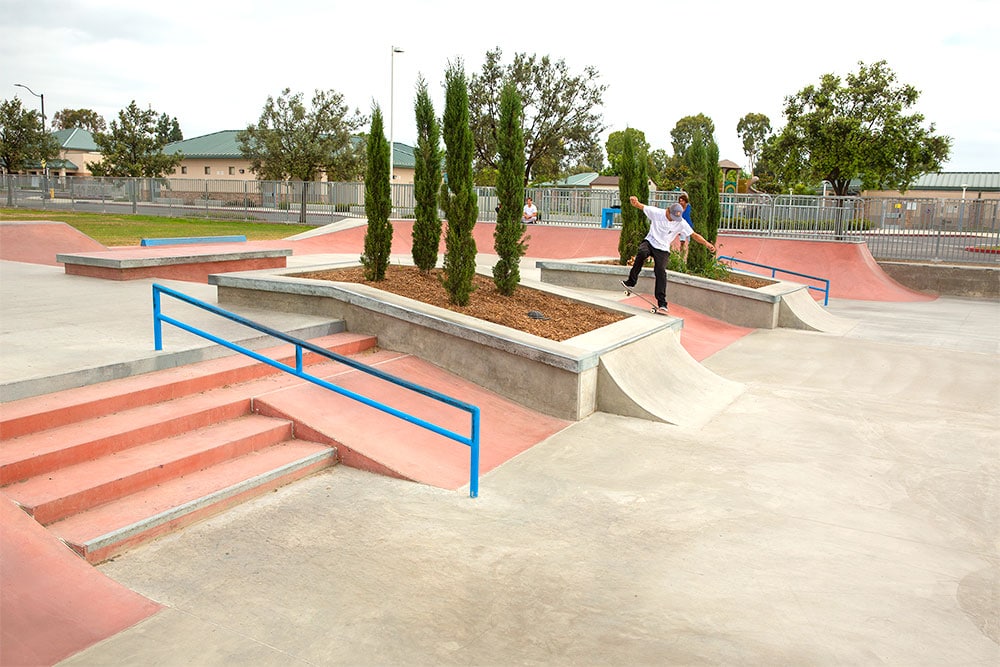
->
[623,285,668,314]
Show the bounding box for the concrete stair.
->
[0,332,377,563]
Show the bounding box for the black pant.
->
[626,240,670,307]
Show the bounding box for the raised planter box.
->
[536,260,851,332]
[209,265,743,427]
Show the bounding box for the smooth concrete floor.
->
[56,295,1000,666]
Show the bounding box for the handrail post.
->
[152,285,163,351]
[469,408,481,498]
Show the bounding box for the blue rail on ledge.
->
[141,235,247,246]
[718,255,831,306]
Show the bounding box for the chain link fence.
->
[2,175,996,264]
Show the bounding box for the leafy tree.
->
[736,112,771,177]
[51,108,106,133]
[237,88,366,223]
[469,47,607,184]
[440,60,479,306]
[682,129,711,273]
[155,113,183,144]
[670,113,715,157]
[605,128,650,176]
[361,105,392,281]
[411,76,442,273]
[492,81,528,296]
[617,129,648,264]
[0,97,59,205]
[769,60,951,197]
[88,101,183,178]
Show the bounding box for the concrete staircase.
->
[0,332,377,564]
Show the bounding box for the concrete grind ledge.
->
[537,259,853,332]
[209,265,741,426]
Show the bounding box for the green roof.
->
[51,128,98,151]
[908,172,999,191]
[165,130,415,167]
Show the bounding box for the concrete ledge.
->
[57,247,291,283]
[537,260,830,330]
[209,265,719,422]
[877,261,1000,299]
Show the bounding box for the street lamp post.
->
[14,83,49,200]
[960,183,969,231]
[389,46,403,183]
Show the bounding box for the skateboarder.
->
[621,194,715,314]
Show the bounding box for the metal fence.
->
[2,175,997,264]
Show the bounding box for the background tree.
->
[492,81,528,296]
[469,47,606,184]
[51,108,106,133]
[682,129,711,273]
[440,60,479,306]
[88,101,183,177]
[411,76,442,273]
[155,113,183,144]
[705,138,721,246]
[237,88,366,223]
[670,113,715,157]
[736,112,771,177]
[0,98,59,205]
[769,60,951,197]
[617,129,648,264]
[605,128,650,176]
[361,105,392,281]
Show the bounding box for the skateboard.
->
[623,284,668,314]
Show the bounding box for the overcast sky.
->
[3,0,997,173]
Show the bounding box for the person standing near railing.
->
[522,197,538,224]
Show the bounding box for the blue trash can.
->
[601,207,621,228]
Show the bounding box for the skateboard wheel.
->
[649,307,657,313]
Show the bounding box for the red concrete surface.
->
[0,221,107,265]
[63,254,287,282]
[715,235,935,302]
[254,351,572,491]
[0,494,161,667]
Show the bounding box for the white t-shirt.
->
[523,203,538,221]
[642,203,694,251]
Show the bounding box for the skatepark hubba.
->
[1,219,997,666]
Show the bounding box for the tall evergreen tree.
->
[361,105,392,281]
[617,129,647,264]
[411,76,442,273]
[439,60,479,306]
[683,129,711,273]
[492,81,528,296]
[705,138,721,245]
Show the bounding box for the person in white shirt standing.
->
[522,197,538,224]
[621,193,715,314]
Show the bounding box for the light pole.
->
[389,46,403,183]
[15,83,49,199]
[960,183,969,231]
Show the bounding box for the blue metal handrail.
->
[152,283,482,497]
[718,255,831,306]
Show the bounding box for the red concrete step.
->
[6,415,295,525]
[0,389,253,485]
[0,332,377,440]
[47,439,335,564]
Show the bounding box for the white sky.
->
[3,0,997,172]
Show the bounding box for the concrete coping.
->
[209,265,682,375]
[56,247,292,269]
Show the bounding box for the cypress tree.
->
[683,129,710,273]
[617,129,648,264]
[492,81,528,296]
[412,76,442,273]
[705,138,721,245]
[361,105,392,280]
[440,60,479,306]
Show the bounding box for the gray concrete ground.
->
[1,258,997,665]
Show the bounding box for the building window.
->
[229,166,235,175]
[204,166,211,175]
[181,166,187,174]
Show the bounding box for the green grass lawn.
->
[0,208,316,246]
